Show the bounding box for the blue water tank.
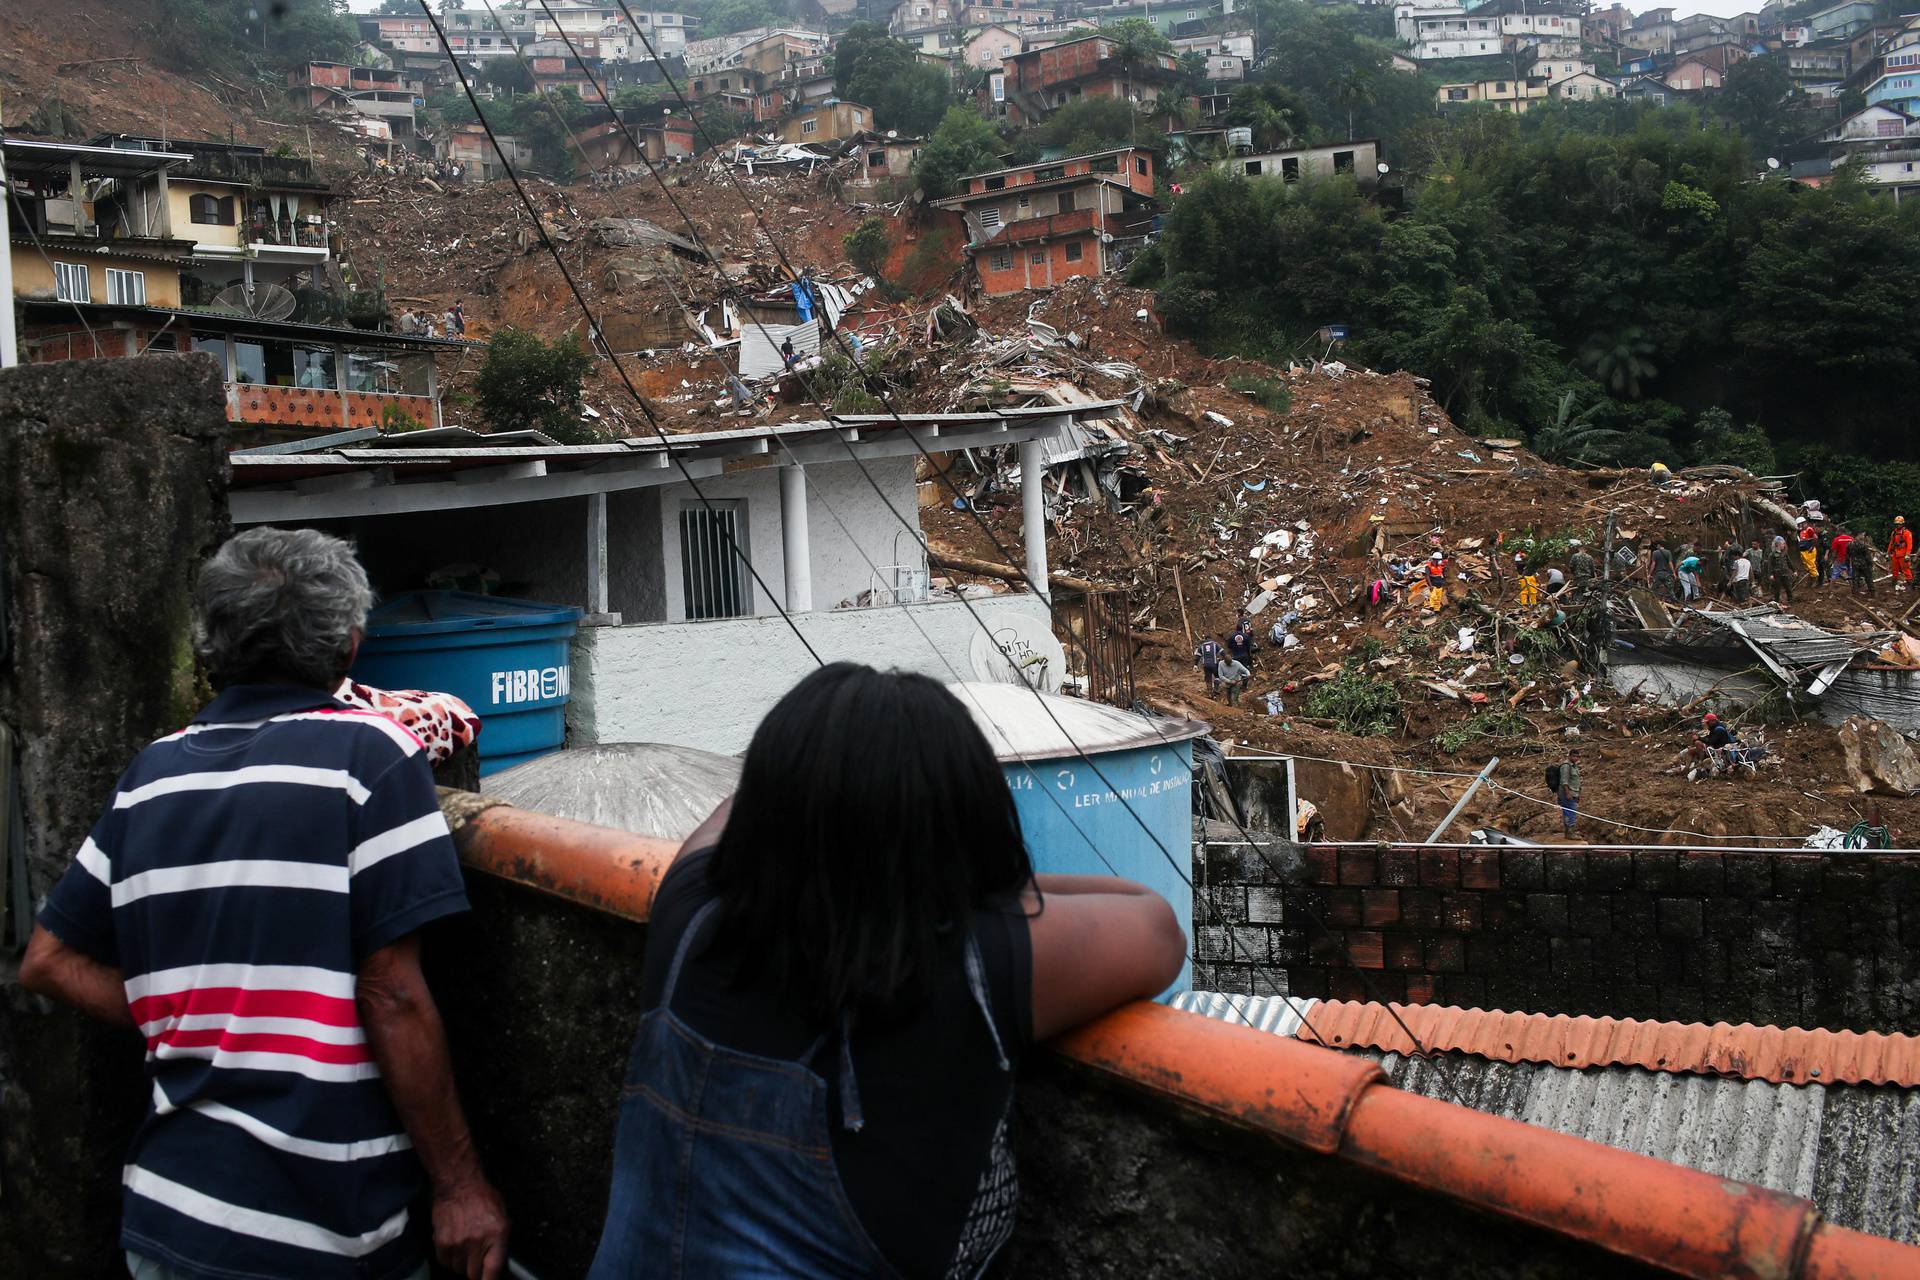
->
[351,591,582,776]
[952,683,1210,993]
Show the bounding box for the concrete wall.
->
[1205,842,1920,1032]
[429,864,1672,1280]
[0,354,233,1277]
[570,591,1062,753]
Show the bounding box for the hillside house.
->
[777,101,874,144]
[1528,54,1593,81]
[1217,139,1382,189]
[440,7,538,60]
[1551,71,1620,100]
[1663,56,1725,91]
[223,407,1114,749]
[964,23,1027,68]
[438,123,536,181]
[851,133,926,183]
[959,0,1057,25]
[1867,68,1920,115]
[90,134,336,303]
[932,147,1158,296]
[1807,0,1877,40]
[993,35,1185,126]
[289,62,422,138]
[1436,76,1550,112]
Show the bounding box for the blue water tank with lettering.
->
[350,591,582,777]
[951,682,1210,993]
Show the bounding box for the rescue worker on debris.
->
[1215,654,1251,707]
[1850,532,1876,596]
[1651,460,1674,486]
[1557,746,1583,837]
[1890,516,1913,592]
[1194,634,1224,693]
[1766,535,1795,604]
[1227,619,1258,671]
[1676,549,1703,602]
[1423,551,1449,611]
[1728,546,1754,603]
[1649,540,1677,600]
[1830,528,1853,584]
[1798,519,1821,584]
[1569,539,1596,590]
[1544,563,1568,597]
[1516,553,1541,606]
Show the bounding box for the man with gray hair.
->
[21,528,509,1280]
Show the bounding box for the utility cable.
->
[588,0,1470,1094]
[450,1,1370,1074]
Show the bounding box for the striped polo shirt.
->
[38,682,470,1280]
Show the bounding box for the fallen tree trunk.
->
[927,550,1102,596]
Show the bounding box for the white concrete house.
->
[227,408,1109,753]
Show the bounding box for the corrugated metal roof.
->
[1679,605,1888,670]
[1176,992,1920,1246]
[949,682,1209,761]
[1297,1000,1920,1087]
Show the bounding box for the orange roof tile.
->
[1293,1001,1920,1088]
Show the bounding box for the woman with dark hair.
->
[588,663,1186,1279]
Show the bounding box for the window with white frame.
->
[990,249,1012,270]
[680,501,751,620]
[54,261,90,303]
[802,118,817,133]
[106,268,146,306]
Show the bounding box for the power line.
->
[431,4,1466,1101]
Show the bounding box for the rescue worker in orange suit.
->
[1890,516,1913,592]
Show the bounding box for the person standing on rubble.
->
[1850,533,1876,596]
[1728,546,1754,603]
[1830,528,1854,584]
[1569,540,1596,593]
[1215,654,1251,706]
[1649,540,1676,600]
[18,528,510,1280]
[451,300,466,338]
[1423,551,1449,611]
[1227,620,1257,671]
[1890,517,1913,592]
[1557,747,1583,837]
[1798,520,1821,584]
[1676,549,1703,602]
[1516,554,1540,607]
[583,664,1186,1280]
[1766,535,1795,604]
[1195,634,1224,693]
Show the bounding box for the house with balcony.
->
[1435,76,1551,112]
[992,34,1186,126]
[932,147,1159,296]
[290,62,423,139]
[959,0,1057,26]
[1866,67,1920,115]
[89,134,336,303]
[1807,0,1877,41]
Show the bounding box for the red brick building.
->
[931,146,1159,296]
[990,34,1184,127]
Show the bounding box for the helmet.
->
[1430,551,1443,561]
[1899,516,1908,525]
[1703,712,1719,725]
[1569,538,1583,548]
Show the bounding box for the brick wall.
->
[1196,842,1920,1033]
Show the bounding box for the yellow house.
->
[779,100,874,144]
[10,244,184,310]
[1436,76,1551,113]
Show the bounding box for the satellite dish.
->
[1377,161,1391,174]
[886,128,898,138]
[1766,156,1781,170]
[209,281,298,323]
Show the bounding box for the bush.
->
[1304,666,1402,736]
[475,328,596,444]
[912,107,1003,200]
[1225,372,1292,415]
[843,217,894,291]
[1432,709,1530,754]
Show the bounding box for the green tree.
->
[844,216,892,279]
[1330,67,1375,141]
[1713,57,1799,159]
[912,106,1003,197]
[1579,326,1660,399]
[475,329,596,443]
[832,24,954,135]
[1103,18,1174,127]
[481,56,535,95]
[1223,81,1307,149]
[1530,389,1625,463]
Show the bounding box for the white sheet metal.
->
[739,319,820,381]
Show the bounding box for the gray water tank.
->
[482,742,741,841]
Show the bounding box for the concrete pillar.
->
[0,353,231,1277]
[67,157,84,234]
[586,491,611,618]
[0,144,16,367]
[1019,436,1049,600]
[779,463,812,612]
[153,163,173,238]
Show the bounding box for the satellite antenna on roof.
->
[209,281,298,323]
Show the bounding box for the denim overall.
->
[587,901,1016,1280]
